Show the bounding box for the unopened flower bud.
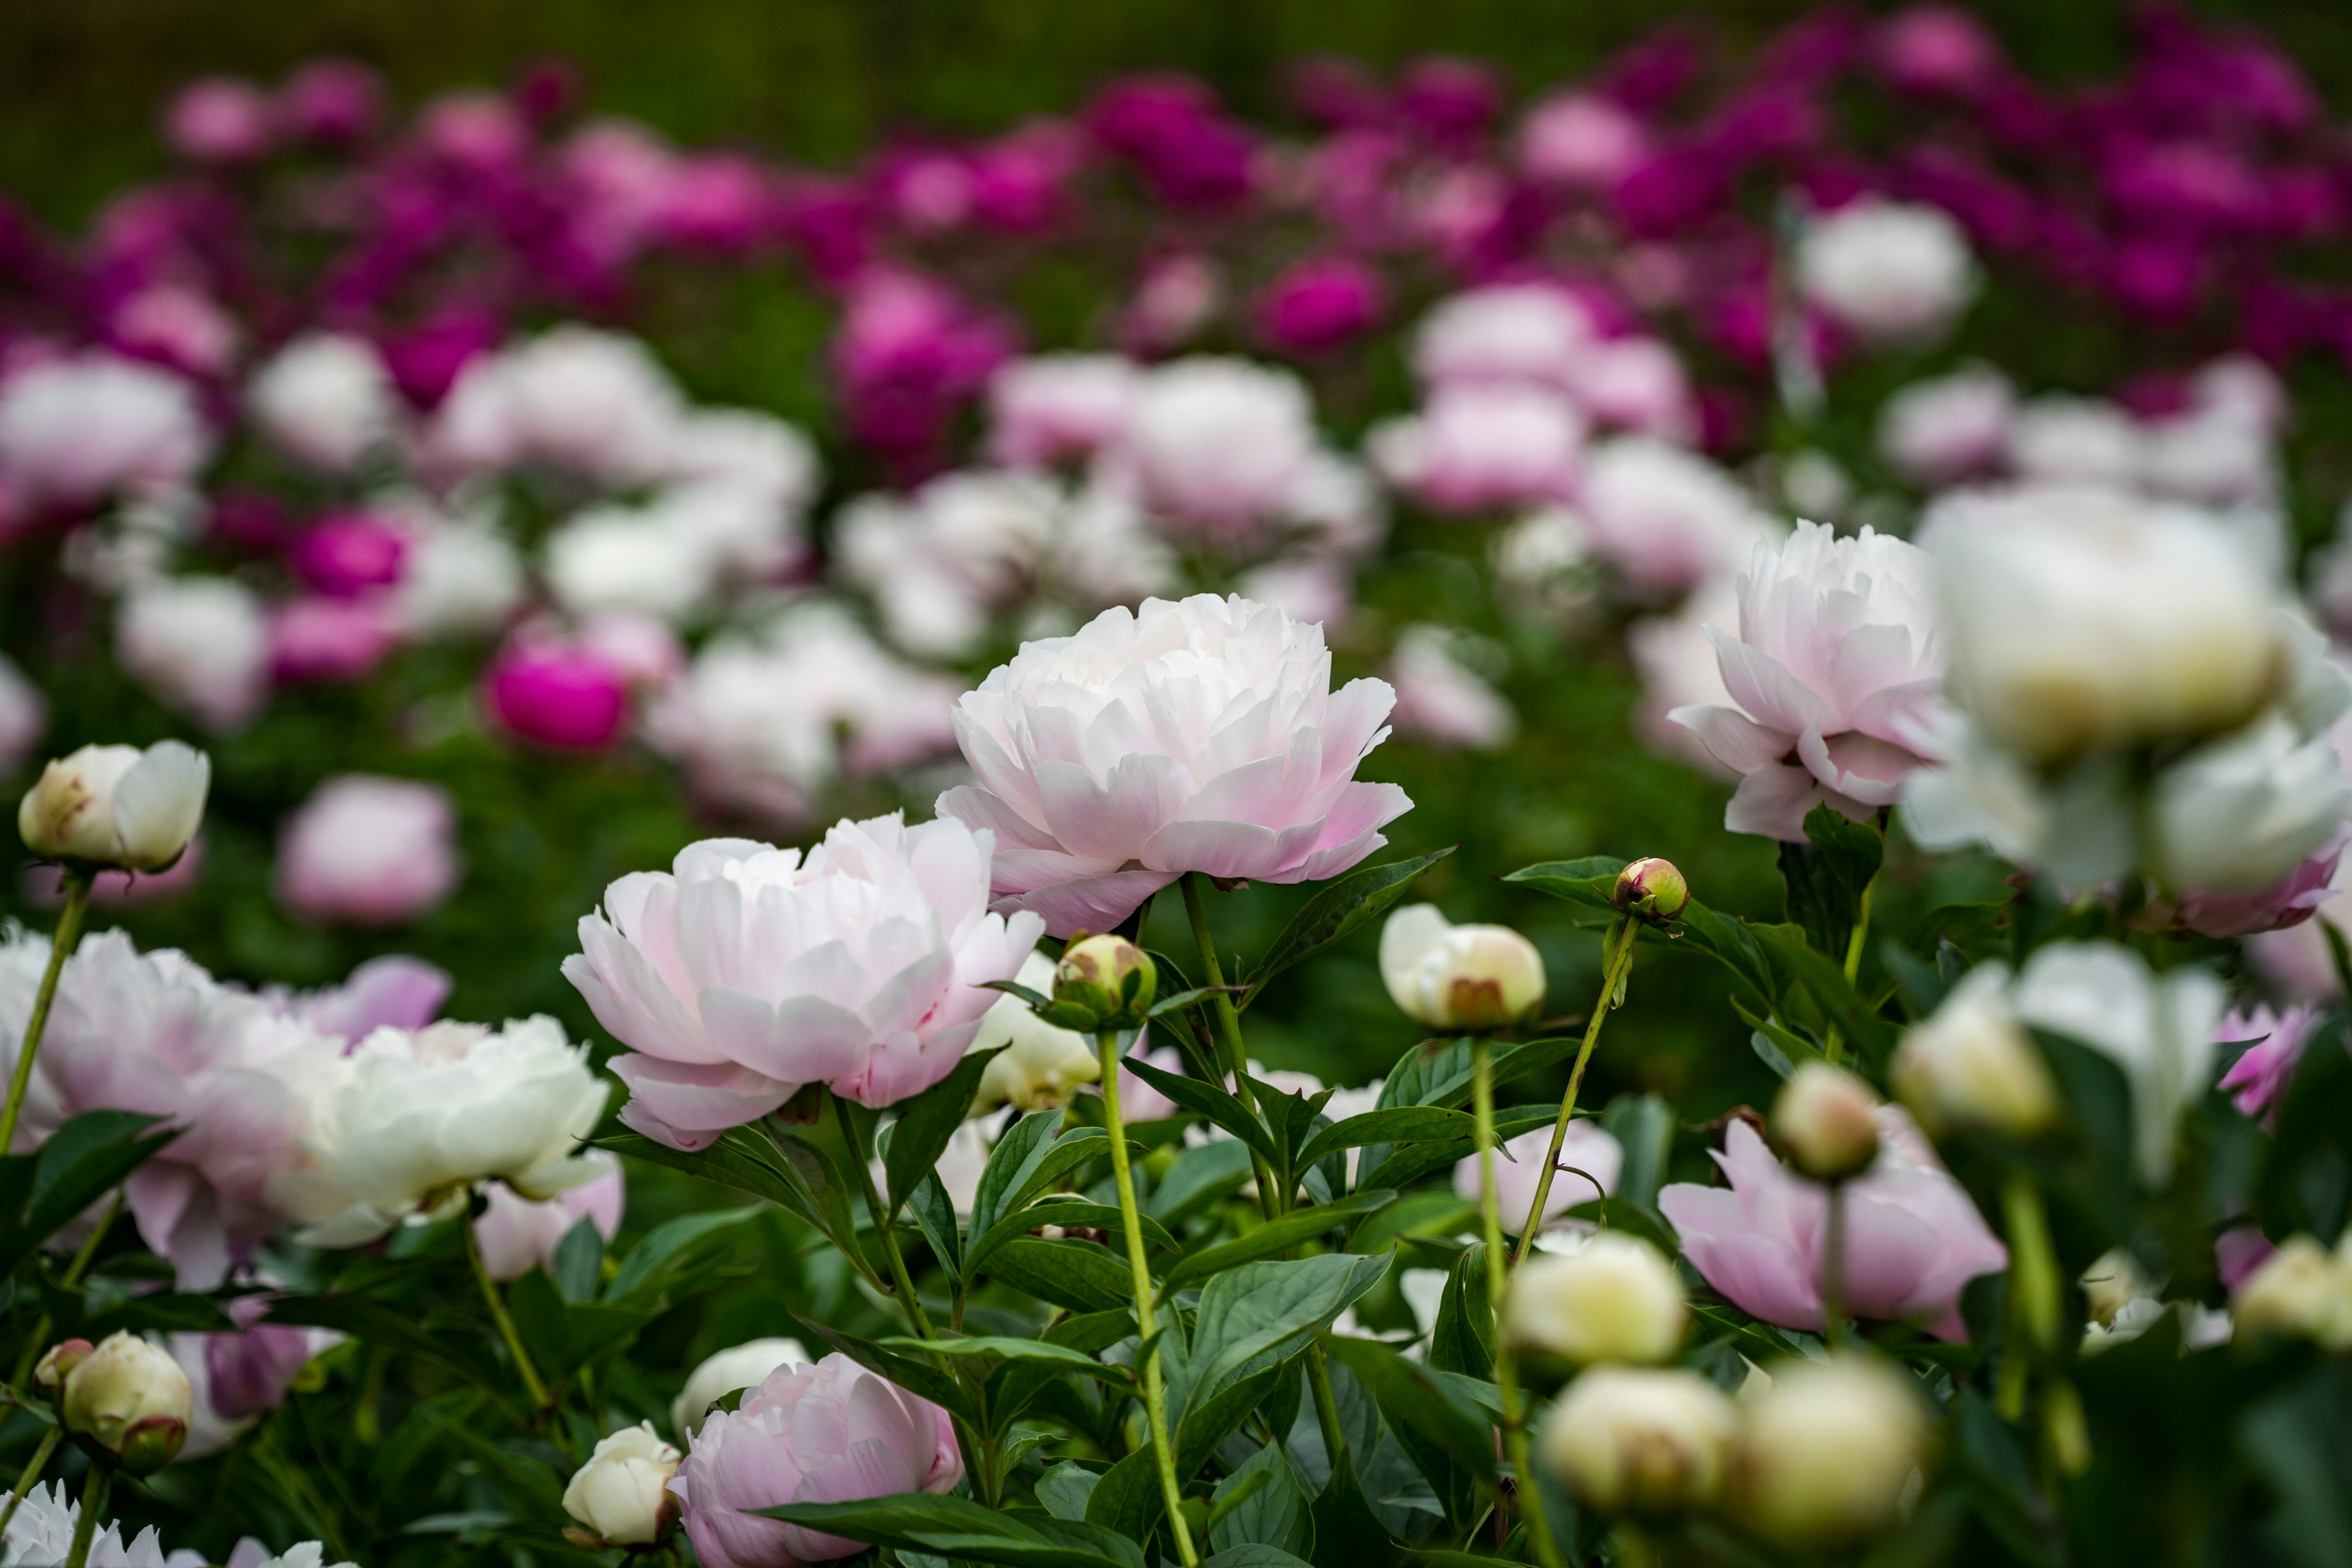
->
[1728,1355,1931,1550]
[1043,933,1157,1031]
[973,953,1102,1113]
[1505,1232,1687,1365]
[1379,905,1547,1033]
[18,741,210,872]
[2233,1234,2352,1351]
[1772,1062,1882,1182]
[1540,1367,1735,1517]
[33,1339,94,1391]
[562,1421,682,1547]
[1613,857,1689,922]
[1890,967,2058,1139]
[59,1332,192,1475]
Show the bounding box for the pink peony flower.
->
[473,1152,626,1281]
[1518,94,1650,189]
[1454,1120,1624,1229]
[0,353,211,514]
[1255,256,1385,355]
[0,651,47,777]
[277,59,383,146]
[1877,366,2015,486]
[935,594,1413,937]
[117,578,271,734]
[275,775,462,927]
[484,641,631,750]
[25,836,205,912]
[1369,385,1586,516]
[171,1295,322,1458]
[110,284,241,379]
[1559,336,1697,442]
[274,954,451,1044]
[2166,832,2345,938]
[1659,1112,2005,1339]
[1114,358,1319,542]
[1387,625,1517,752]
[290,511,409,597]
[1412,285,1597,392]
[564,815,1043,1147]
[986,354,1137,470]
[1873,6,2001,96]
[655,154,778,254]
[270,594,401,684]
[2217,1001,2322,1123]
[165,78,276,164]
[831,270,1014,466]
[1120,252,1224,355]
[1574,438,1773,597]
[1670,521,1942,841]
[672,1353,963,1568]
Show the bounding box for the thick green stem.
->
[1997,1174,2060,1423]
[1304,1346,1349,1474]
[836,1096,935,1340]
[0,1428,59,1536]
[1820,1182,1849,1349]
[1843,875,1877,984]
[1474,1038,1563,1568]
[465,1209,552,1413]
[1,872,91,1152]
[12,1191,123,1389]
[1097,1033,1199,1568]
[1180,873,1283,1220]
[62,1459,108,1568]
[1510,916,1638,1267]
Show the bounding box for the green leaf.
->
[550,1217,605,1304]
[967,1119,1114,1272]
[1121,1057,1278,1164]
[1353,1106,1557,1195]
[1242,846,1458,1006]
[604,1205,759,1304]
[1425,1245,1492,1380]
[596,1128,864,1272]
[263,1294,505,1389]
[1149,986,1248,1020]
[1414,1038,1583,1112]
[1037,1462,1101,1522]
[1294,1108,1475,1173]
[1502,855,1626,917]
[0,1110,173,1276]
[1749,922,1893,1058]
[508,1270,650,1379]
[81,1292,236,1338]
[908,1171,963,1280]
[1149,1139,1255,1224]
[1020,1194,1181,1256]
[1324,1337,1494,1481]
[1206,1549,1318,1568]
[1175,1363,1288,1480]
[885,1048,1000,1216]
[1777,804,1884,963]
[1307,1452,1394,1568]
[1676,900,1779,1019]
[1086,1446,1167,1545]
[1600,1095,1676,1215]
[874,1334,1132,1389]
[1210,1446,1315,1559]
[984,1236,1134,1313]
[1176,1253,1392,1430]
[759,1493,1145,1568]
[1162,1192,1400,1289]
[793,1318,980,1427]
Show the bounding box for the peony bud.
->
[1539,1367,1735,1517]
[1379,905,1547,1032]
[19,742,209,872]
[1772,1062,1883,1182]
[1890,967,2060,1139]
[1728,1355,1931,1550]
[33,1339,94,1390]
[58,1332,193,1475]
[1054,933,1158,1028]
[2233,1233,2352,1351]
[1505,1232,1688,1365]
[973,952,1102,1114]
[562,1421,681,1548]
[1613,857,1689,922]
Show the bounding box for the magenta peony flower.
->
[1255,255,1385,355]
[672,1354,963,1568]
[171,1295,323,1458]
[564,815,1042,1147]
[290,511,409,597]
[1659,1112,2004,1340]
[484,641,630,750]
[1086,76,1256,213]
[1872,6,2001,96]
[473,1152,626,1281]
[275,775,462,928]
[830,270,1015,466]
[1671,521,1943,840]
[936,594,1412,937]
[165,78,276,164]
[276,59,383,146]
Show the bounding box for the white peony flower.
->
[1797,199,1977,343]
[1114,358,1319,541]
[431,327,684,486]
[545,501,722,623]
[836,470,1058,658]
[1877,366,2015,486]
[987,353,1139,470]
[0,353,212,513]
[1506,1231,1688,1365]
[115,576,272,733]
[1380,904,1545,1031]
[2005,398,2144,490]
[1540,1367,1734,1516]
[970,951,1101,1114]
[1576,438,1776,595]
[2147,715,2350,894]
[563,1422,680,1547]
[246,334,398,473]
[398,518,526,639]
[1411,284,1597,390]
[18,741,209,872]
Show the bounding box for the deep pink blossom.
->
[165,78,276,164]
[484,640,630,750]
[290,511,409,597]
[1256,255,1384,355]
[1087,76,1257,212]
[2218,1002,2322,1123]
[277,59,383,146]
[270,595,400,684]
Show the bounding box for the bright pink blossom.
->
[1256,256,1384,355]
[484,641,630,750]
[165,78,276,164]
[2218,1002,2322,1123]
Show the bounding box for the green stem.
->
[1843,875,1877,984]
[1997,1174,2059,1423]
[1510,916,1638,1268]
[1097,1033,1199,1568]
[61,1459,108,1568]
[835,1096,935,1340]
[1820,1182,1849,1349]
[0,872,91,1152]
[1473,1038,1563,1568]
[0,1428,59,1536]
[12,1191,123,1388]
[1180,873,1283,1220]
[465,1209,552,1414]
[1304,1346,1349,1474]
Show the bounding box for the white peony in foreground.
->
[564,814,1043,1148]
[18,741,210,872]
[936,594,1413,937]
[1670,520,1943,841]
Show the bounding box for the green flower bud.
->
[1613,858,1690,922]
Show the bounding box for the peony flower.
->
[971,952,1101,1114]
[2005,399,2145,490]
[1540,1367,1733,1518]
[1453,1120,1623,1227]
[1412,285,1597,390]
[268,595,401,685]
[1114,358,1321,541]
[19,741,209,873]
[935,594,1413,937]
[1669,521,1941,841]
[274,775,462,927]
[2146,717,2350,896]
[0,353,211,514]
[673,1338,810,1442]
[165,77,274,162]
[2218,1001,2321,1123]
[1386,625,1517,751]
[1255,255,1384,355]
[1,1479,197,1567]
[1382,904,1545,1031]
[834,470,1057,660]
[484,639,631,750]
[274,954,451,1045]
[565,1423,682,1548]
[247,336,398,473]
[398,519,526,641]
[0,652,45,778]
[1518,94,1649,190]
[1877,366,2014,485]
[987,354,1139,470]
[564,815,1042,1148]
[432,328,685,486]
[282,1016,609,1245]
[1728,1355,1932,1550]
[1890,964,2060,1138]
[278,58,382,145]
[1560,336,1698,442]
[543,501,723,625]
[1575,439,1774,596]
[1798,199,1978,344]
[672,1354,963,1568]
[1658,1110,2004,1338]
[2234,1232,2352,1350]
[289,512,408,598]
[43,1332,192,1473]
[170,1297,324,1458]
[1367,385,1586,515]
[1506,1232,1688,1365]
[116,577,271,733]
[1772,1061,1884,1182]
[111,284,240,378]
[473,1150,627,1282]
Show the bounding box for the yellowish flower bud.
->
[1379,905,1546,1033]
[1505,1232,1688,1366]
[1729,1355,1931,1550]
[1540,1367,1735,1517]
[1772,1061,1882,1182]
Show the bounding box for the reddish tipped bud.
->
[1614,858,1689,921]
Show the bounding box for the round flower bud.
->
[973,952,1102,1113]
[1728,1355,1931,1550]
[1890,967,2059,1139]
[562,1421,682,1548]
[2233,1234,2352,1351]
[33,1339,94,1391]
[18,741,210,872]
[1772,1062,1883,1182]
[58,1332,193,1476]
[1613,857,1689,922]
[1055,933,1157,1026]
[1505,1232,1688,1365]
[1379,905,1547,1033]
[1540,1367,1735,1517]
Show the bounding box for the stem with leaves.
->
[1510,914,1638,1267]
[1096,1031,1200,1568]
[1473,1037,1564,1568]
[464,1208,552,1414]
[835,1096,935,1341]
[0,869,91,1152]
[61,1459,108,1568]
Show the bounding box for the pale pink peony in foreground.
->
[1659,1111,2005,1339]
[671,1353,962,1568]
[936,594,1413,937]
[1671,521,1943,841]
[564,815,1042,1148]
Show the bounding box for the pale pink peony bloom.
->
[2218,1002,2323,1124]
[1387,625,1517,751]
[171,1295,326,1458]
[1517,94,1649,190]
[671,1353,963,1568]
[2164,831,2345,938]
[432,328,685,487]
[473,1152,626,1282]
[1120,252,1223,354]
[111,284,242,378]
[1875,6,2000,95]
[1114,358,1320,541]
[1797,200,1979,345]
[1576,439,1776,597]
[116,577,271,734]
[987,354,1138,470]
[1659,1111,2005,1339]
[1367,385,1586,515]
[1454,1120,1624,1229]
[935,594,1413,937]
[0,353,212,514]
[26,838,205,912]
[274,954,451,1044]
[1412,285,1596,391]
[1671,521,1942,841]
[1877,367,2015,485]
[165,77,276,163]
[1626,580,1740,777]
[270,594,402,684]
[275,775,462,927]
[248,335,399,474]
[0,651,47,777]
[1559,336,1698,442]
[565,815,1043,1148]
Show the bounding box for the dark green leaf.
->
[1294,1109,1474,1173]
[885,1048,1000,1216]
[1177,1253,1392,1428]
[875,1334,1132,1389]
[0,1110,173,1276]
[1322,1337,1495,1485]
[1502,856,1626,916]
[1122,1056,1278,1164]
[603,1205,760,1304]
[1425,1245,1492,1380]
[985,1236,1134,1313]
[1210,1446,1315,1559]
[1242,847,1458,1006]
[551,1216,605,1304]
[908,1171,964,1280]
[968,1120,1115,1272]
[81,1292,236,1338]
[1086,1446,1167,1545]
[1600,1095,1676,1215]
[1162,1191,1399,1289]
[760,1493,1145,1568]
[1308,1453,1394,1568]
[1037,1463,1101,1522]
[596,1128,864,1272]
[1176,1363,1288,1480]
[1150,1139,1255,1224]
